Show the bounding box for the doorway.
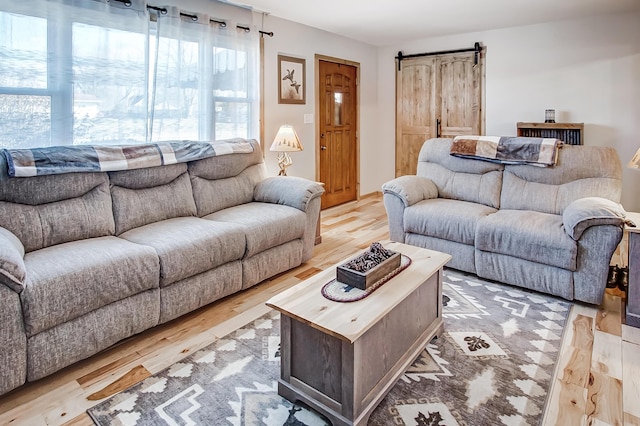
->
[316,56,359,209]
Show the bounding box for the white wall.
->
[378,11,640,211]
[258,15,379,193]
[163,2,640,211]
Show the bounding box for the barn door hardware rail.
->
[396,42,482,71]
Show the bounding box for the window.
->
[0,1,259,149]
[0,13,50,148]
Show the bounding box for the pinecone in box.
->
[343,242,395,273]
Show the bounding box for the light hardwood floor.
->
[0,194,638,425]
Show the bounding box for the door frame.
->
[314,54,361,203]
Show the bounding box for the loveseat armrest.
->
[382,176,438,243]
[382,175,438,207]
[0,226,26,293]
[254,176,325,212]
[563,196,631,240]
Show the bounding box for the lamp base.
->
[277,152,293,176]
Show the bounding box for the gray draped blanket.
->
[2,138,254,177]
[450,136,562,167]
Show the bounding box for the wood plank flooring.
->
[0,194,638,425]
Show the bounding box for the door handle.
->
[320,146,327,151]
[436,118,441,138]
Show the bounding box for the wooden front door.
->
[318,59,358,209]
[396,51,483,176]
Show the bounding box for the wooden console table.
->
[625,212,640,328]
[266,242,451,425]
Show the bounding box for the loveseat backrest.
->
[501,145,622,215]
[417,138,504,209]
[0,155,114,252]
[188,139,267,217]
[108,163,197,235]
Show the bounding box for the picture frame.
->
[278,55,305,104]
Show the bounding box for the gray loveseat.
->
[0,138,324,396]
[383,138,627,305]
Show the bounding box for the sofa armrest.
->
[254,176,325,212]
[0,227,26,293]
[563,197,631,240]
[382,175,438,207]
[382,176,437,243]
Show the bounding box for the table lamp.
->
[629,147,640,169]
[270,124,303,176]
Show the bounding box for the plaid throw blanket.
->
[3,138,254,177]
[450,136,562,167]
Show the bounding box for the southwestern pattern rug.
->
[88,269,572,426]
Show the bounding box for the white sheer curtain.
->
[0,0,260,149]
[149,5,259,141]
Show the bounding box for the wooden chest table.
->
[266,241,451,426]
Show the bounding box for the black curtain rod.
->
[396,42,482,71]
[141,4,273,36]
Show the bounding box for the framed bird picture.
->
[278,55,305,104]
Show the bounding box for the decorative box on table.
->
[336,243,401,290]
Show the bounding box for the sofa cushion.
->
[120,217,245,287]
[188,140,266,217]
[404,198,497,245]
[500,145,622,214]
[110,165,197,235]
[416,138,504,209]
[21,236,160,337]
[0,180,115,253]
[190,164,266,217]
[204,202,306,258]
[476,210,577,270]
[187,139,264,181]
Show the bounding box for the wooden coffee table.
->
[266,241,451,426]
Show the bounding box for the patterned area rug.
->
[88,269,572,425]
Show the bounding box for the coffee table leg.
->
[278,315,356,425]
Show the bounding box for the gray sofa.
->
[0,139,324,396]
[383,138,627,305]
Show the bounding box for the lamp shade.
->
[629,147,640,169]
[270,125,303,152]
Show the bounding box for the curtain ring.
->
[110,0,132,7]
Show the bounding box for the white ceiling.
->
[226,0,640,46]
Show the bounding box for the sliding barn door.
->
[396,57,437,177]
[396,51,483,176]
[439,53,482,139]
